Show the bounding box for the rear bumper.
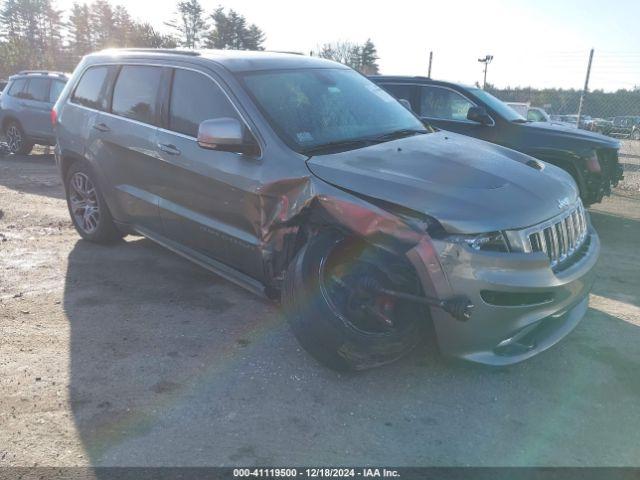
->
[408,226,599,365]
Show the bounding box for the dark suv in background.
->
[371,76,623,205]
[608,116,640,140]
[0,70,68,154]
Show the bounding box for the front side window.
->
[8,78,27,97]
[471,88,525,122]
[527,109,546,122]
[24,78,51,102]
[418,86,475,121]
[50,80,66,103]
[240,68,426,153]
[112,66,162,125]
[71,66,109,110]
[169,69,239,137]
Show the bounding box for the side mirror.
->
[398,98,413,111]
[197,117,258,155]
[467,106,493,126]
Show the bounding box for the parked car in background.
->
[372,76,623,205]
[54,49,599,370]
[589,117,614,135]
[0,70,69,154]
[608,116,640,140]
[506,102,551,123]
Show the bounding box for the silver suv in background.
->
[0,71,68,154]
[54,49,599,370]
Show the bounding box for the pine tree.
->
[90,0,115,49]
[205,7,265,50]
[359,38,379,74]
[165,0,207,49]
[129,22,177,48]
[67,2,93,57]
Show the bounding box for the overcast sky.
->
[57,0,640,91]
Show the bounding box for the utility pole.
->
[577,48,594,128]
[477,54,493,89]
[428,51,433,78]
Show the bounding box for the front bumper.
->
[407,226,599,365]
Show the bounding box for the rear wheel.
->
[632,129,640,141]
[65,161,124,243]
[4,121,34,155]
[282,230,428,371]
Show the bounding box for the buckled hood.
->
[307,131,579,234]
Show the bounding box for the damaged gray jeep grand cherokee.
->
[54,49,599,370]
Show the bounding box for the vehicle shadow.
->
[0,152,63,200]
[64,216,640,467]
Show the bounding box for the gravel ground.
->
[0,150,639,467]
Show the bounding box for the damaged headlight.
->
[448,232,510,252]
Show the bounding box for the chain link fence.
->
[487,51,640,193]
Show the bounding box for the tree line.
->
[488,85,640,118]
[0,0,268,78]
[0,0,381,79]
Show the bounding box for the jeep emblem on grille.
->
[557,197,571,209]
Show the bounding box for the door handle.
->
[157,143,181,156]
[92,123,111,133]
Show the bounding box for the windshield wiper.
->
[511,119,530,124]
[301,129,428,156]
[301,138,378,155]
[369,128,428,142]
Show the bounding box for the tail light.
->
[50,106,58,128]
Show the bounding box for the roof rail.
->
[101,48,201,57]
[18,70,68,77]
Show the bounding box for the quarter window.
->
[50,80,66,103]
[112,66,162,125]
[71,66,109,110]
[24,78,51,102]
[418,86,475,121]
[169,69,238,137]
[8,78,27,97]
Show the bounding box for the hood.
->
[307,131,579,234]
[524,120,620,149]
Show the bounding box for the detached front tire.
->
[282,230,428,371]
[65,161,123,244]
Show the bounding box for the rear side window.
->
[8,78,27,97]
[418,86,475,121]
[24,78,51,102]
[168,69,238,137]
[72,66,109,110]
[50,80,66,103]
[380,83,414,103]
[112,66,162,125]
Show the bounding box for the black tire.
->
[3,120,34,155]
[282,230,427,371]
[632,129,640,141]
[65,161,124,244]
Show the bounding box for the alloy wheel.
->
[319,239,417,336]
[5,124,23,153]
[69,172,100,234]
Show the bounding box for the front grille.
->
[526,202,588,269]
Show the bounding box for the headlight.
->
[448,232,509,252]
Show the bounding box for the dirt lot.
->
[1,150,639,467]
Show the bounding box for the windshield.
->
[469,88,526,122]
[240,68,427,154]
